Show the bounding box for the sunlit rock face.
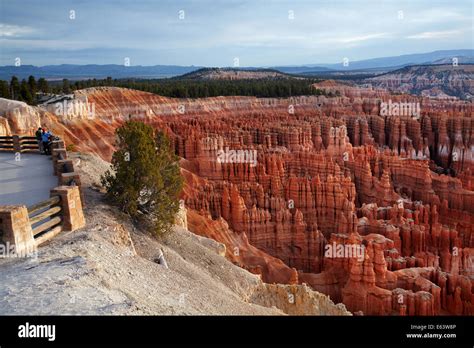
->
[0,98,42,135]
[1,85,472,315]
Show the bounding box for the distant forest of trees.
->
[0,75,337,105]
[0,76,50,105]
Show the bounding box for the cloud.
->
[335,33,389,44]
[0,23,33,37]
[408,9,470,24]
[406,30,462,39]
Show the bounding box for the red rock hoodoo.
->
[1,84,472,315]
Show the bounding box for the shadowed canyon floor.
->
[0,82,472,315]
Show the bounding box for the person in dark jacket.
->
[35,127,44,153]
[42,128,52,155]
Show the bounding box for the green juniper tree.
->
[101,121,183,236]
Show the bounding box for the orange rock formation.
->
[0,85,472,315]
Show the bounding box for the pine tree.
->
[101,121,183,236]
[20,80,33,104]
[0,80,11,99]
[62,79,71,94]
[10,76,20,100]
[28,75,37,96]
[38,77,49,93]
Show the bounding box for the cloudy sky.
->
[0,0,472,66]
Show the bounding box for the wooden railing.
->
[27,195,63,245]
[0,135,40,153]
[18,136,40,152]
[0,136,14,151]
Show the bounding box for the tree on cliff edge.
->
[101,121,183,236]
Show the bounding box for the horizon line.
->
[1,48,472,69]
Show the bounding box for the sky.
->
[0,0,472,67]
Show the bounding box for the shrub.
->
[66,143,76,152]
[101,121,183,236]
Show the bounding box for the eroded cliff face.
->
[0,98,43,135]
[1,85,472,315]
[365,64,474,100]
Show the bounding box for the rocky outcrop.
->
[0,98,42,135]
[251,283,351,315]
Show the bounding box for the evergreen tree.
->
[19,79,33,104]
[101,121,183,236]
[38,77,49,93]
[0,80,11,99]
[28,75,37,96]
[30,75,328,99]
[62,79,71,94]
[10,76,20,100]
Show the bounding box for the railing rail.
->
[0,135,40,153]
[27,196,60,216]
[30,206,61,226]
[0,136,14,151]
[27,195,63,242]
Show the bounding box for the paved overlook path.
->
[0,152,58,207]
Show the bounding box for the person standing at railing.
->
[35,127,44,153]
[42,128,52,155]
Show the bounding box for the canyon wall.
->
[0,84,472,315]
